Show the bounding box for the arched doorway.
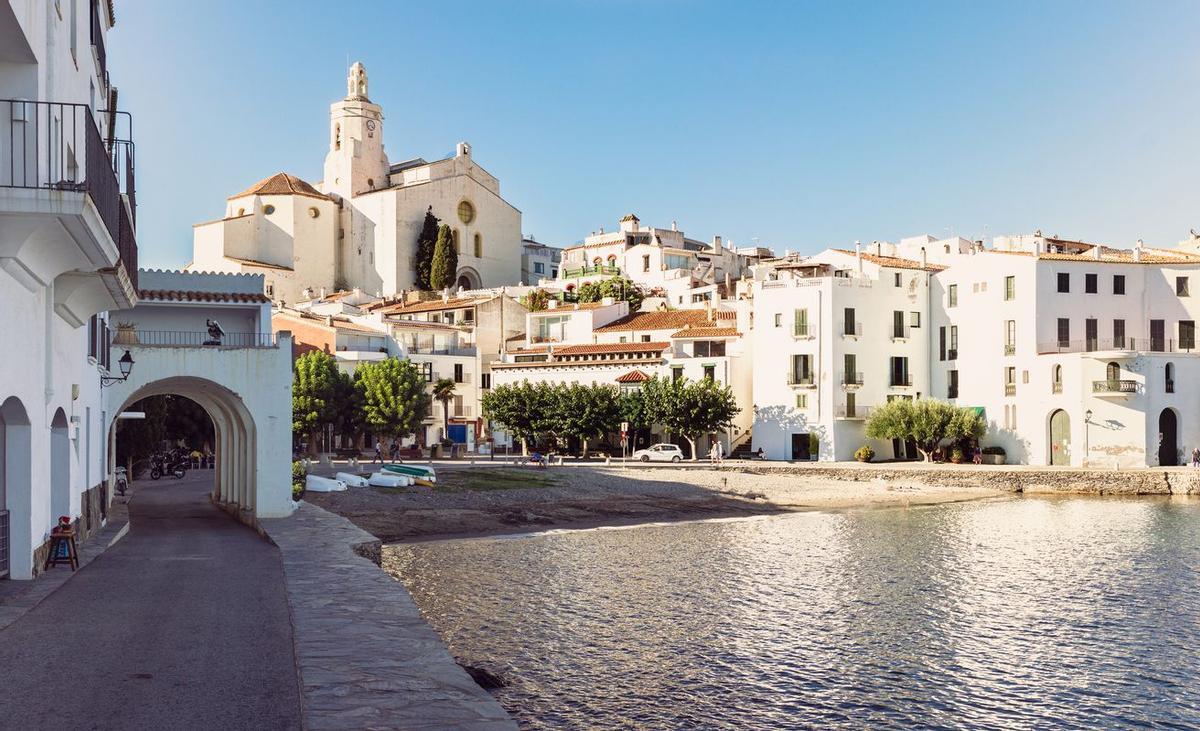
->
[50,409,70,520]
[455,266,481,291]
[1049,409,1071,466]
[1,397,32,579]
[1159,409,1178,466]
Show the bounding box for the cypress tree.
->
[415,206,440,290]
[430,223,459,290]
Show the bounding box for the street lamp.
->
[101,350,135,386]
[1084,409,1093,467]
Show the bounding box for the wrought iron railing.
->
[841,371,864,386]
[0,509,8,579]
[563,264,621,278]
[836,405,873,419]
[843,322,863,337]
[787,373,816,387]
[793,323,812,338]
[1005,384,1017,396]
[118,330,276,348]
[890,375,913,387]
[1039,337,1199,354]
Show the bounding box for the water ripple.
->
[387,497,1200,729]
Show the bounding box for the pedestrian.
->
[716,440,725,464]
[373,439,383,464]
[1191,447,1199,467]
[754,447,765,460]
[390,440,400,462]
[972,445,983,465]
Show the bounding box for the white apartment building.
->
[0,0,138,578]
[491,300,753,455]
[191,63,523,305]
[521,237,562,285]
[751,246,937,461]
[551,214,766,307]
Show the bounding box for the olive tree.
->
[865,398,985,461]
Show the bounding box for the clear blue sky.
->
[109,1,1200,270]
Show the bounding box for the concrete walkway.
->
[0,473,302,730]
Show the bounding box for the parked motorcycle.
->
[114,466,129,496]
[148,453,186,480]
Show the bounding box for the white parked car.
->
[632,443,684,463]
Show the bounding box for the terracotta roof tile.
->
[274,310,383,334]
[615,369,651,383]
[594,309,734,333]
[554,342,669,356]
[829,249,946,272]
[141,289,270,304]
[375,296,489,315]
[228,172,332,201]
[670,327,741,338]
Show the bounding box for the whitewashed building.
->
[0,0,139,578]
[521,237,562,285]
[190,63,523,305]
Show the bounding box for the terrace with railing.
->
[118,331,276,348]
[1,99,137,288]
[1038,337,1200,355]
[562,264,621,279]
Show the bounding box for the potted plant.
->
[949,446,965,464]
[854,445,874,463]
[981,446,1006,465]
[113,322,139,345]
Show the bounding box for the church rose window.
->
[264,204,276,215]
[457,199,476,224]
[308,207,320,218]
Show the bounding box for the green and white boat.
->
[382,463,437,482]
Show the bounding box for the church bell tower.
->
[322,62,388,198]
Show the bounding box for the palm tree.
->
[431,378,457,442]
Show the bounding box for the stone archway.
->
[1,397,33,579]
[50,409,70,521]
[111,377,261,518]
[455,266,482,291]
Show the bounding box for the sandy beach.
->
[302,463,1007,543]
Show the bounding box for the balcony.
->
[118,330,276,348]
[947,348,958,361]
[1038,338,1198,356]
[787,373,816,388]
[836,405,873,420]
[1167,379,1175,394]
[408,345,477,357]
[889,375,913,388]
[841,371,864,389]
[1092,379,1138,395]
[1004,384,1017,396]
[1052,382,1063,394]
[842,322,863,338]
[792,323,814,339]
[562,264,620,279]
[1,99,137,320]
[891,328,909,343]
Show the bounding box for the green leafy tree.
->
[482,381,541,454]
[575,276,644,312]
[354,358,431,444]
[293,350,344,455]
[115,395,168,473]
[865,398,985,461]
[430,223,459,291]
[521,288,552,312]
[671,378,740,460]
[555,383,623,457]
[431,377,457,441]
[415,206,440,290]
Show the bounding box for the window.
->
[642,255,651,272]
[1151,319,1165,351]
[950,326,958,359]
[534,262,544,274]
[308,207,320,218]
[265,283,274,297]
[1106,362,1120,382]
[844,307,857,336]
[457,199,476,224]
[1085,318,1098,351]
[1179,277,1190,297]
[1005,366,1016,396]
[893,272,902,287]
[948,370,959,399]
[1085,273,1098,294]
[1113,274,1126,295]
[889,357,910,387]
[551,268,557,277]
[264,204,276,215]
[893,311,905,339]
[794,309,809,337]
[1004,275,1015,301]
[481,373,491,389]
[694,341,726,357]
[948,284,958,307]
[796,393,807,409]
[844,354,857,385]
[671,366,684,382]
[774,313,782,328]
[703,365,715,380]
[939,326,946,361]
[910,312,920,328]
[1005,320,1016,355]
[1181,320,1195,350]
[664,254,692,270]
[1166,362,1175,393]
[1057,318,1070,348]
[790,354,812,384]
[845,392,857,418]
[1113,319,1126,349]
[418,362,433,382]
[641,335,651,343]
[474,233,483,258]
[1057,272,1070,293]
[454,363,464,383]
[69,0,77,62]
[1052,365,1063,393]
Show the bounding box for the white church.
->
[190,63,523,304]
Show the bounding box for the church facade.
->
[190,63,522,305]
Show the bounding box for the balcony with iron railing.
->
[889,374,913,388]
[946,348,958,361]
[1092,379,1138,395]
[841,371,864,389]
[1004,343,1016,356]
[1004,383,1017,396]
[1038,337,1199,355]
[836,404,873,420]
[793,323,814,339]
[787,373,816,388]
[842,322,863,338]
[1,99,137,293]
[562,264,621,279]
[117,330,276,348]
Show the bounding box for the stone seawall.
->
[727,464,1200,496]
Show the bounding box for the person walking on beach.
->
[1191,447,1199,467]
[716,439,725,464]
[709,441,719,463]
[390,440,400,462]
[373,439,383,464]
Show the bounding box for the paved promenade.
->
[0,473,302,730]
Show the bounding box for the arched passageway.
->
[1,397,32,579]
[1159,409,1178,466]
[110,377,260,517]
[50,409,70,521]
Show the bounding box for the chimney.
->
[920,247,927,269]
[319,287,327,298]
[671,220,678,231]
[712,235,722,251]
[1134,239,1143,262]
[855,240,863,274]
[442,288,451,303]
[353,287,362,296]
[1093,245,1102,260]
[874,240,882,256]
[325,315,334,327]
[456,141,471,157]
